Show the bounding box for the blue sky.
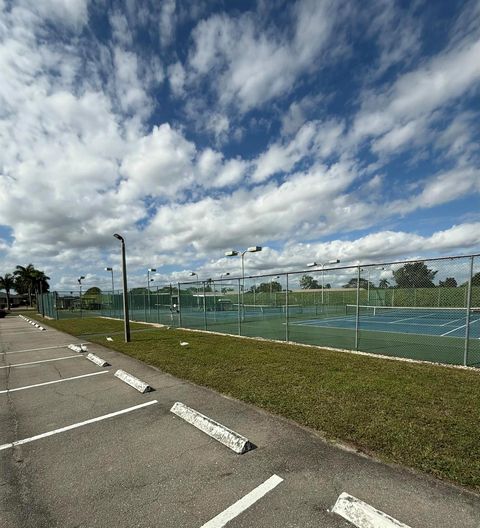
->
[0,0,479,291]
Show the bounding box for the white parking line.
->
[0,330,44,335]
[0,355,82,369]
[1,345,70,355]
[0,400,158,451]
[200,474,283,528]
[0,371,109,394]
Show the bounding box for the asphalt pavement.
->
[1,313,479,527]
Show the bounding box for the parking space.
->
[1,314,480,528]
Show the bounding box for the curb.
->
[86,353,109,367]
[67,344,88,353]
[170,402,253,454]
[331,492,411,528]
[114,369,152,393]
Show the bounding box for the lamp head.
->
[113,233,123,241]
[148,268,156,272]
[105,267,112,271]
[307,262,317,268]
[225,250,239,257]
[328,259,340,265]
[247,246,262,253]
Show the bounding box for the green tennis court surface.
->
[177,304,480,367]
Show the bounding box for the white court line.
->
[1,345,69,355]
[440,315,471,327]
[0,371,109,394]
[441,318,480,337]
[388,313,432,324]
[200,474,283,528]
[0,355,82,369]
[0,400,158,451]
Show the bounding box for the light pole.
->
[270,275,280,306]
[105,267,114,315]
[307,259,340,304]
[225,246,262,315]
[113,233,130,342]
[190,272,199,308]
[147,268,156,318]
[78,276,85,318]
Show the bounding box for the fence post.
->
[177,283,182,327]
[237,278,242,336]
[203,281,207,330]
[355,265,360,350]
[285,274,289,342]
[464,256,474,366]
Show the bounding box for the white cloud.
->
[159,0,176,48]
[168,61,186,97]
[19,0,90,31]
[188,0,341,112]
[391,167,480,213]
[252,120,344,183]
[119,124,196,198]
[353,37,480,142]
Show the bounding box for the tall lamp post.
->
[105,267,114,315]
[113,233,130,342]
[147,268,156,318]
[270,275,280,306]
[78,276,85,318]
[190,272,199,308]
[225,246,262,314]
[307,259,340,304]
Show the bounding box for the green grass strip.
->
[20,313,480,492]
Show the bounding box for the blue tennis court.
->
[290,306,480,339]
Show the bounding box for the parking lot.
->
[1,314,480,527]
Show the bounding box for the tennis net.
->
[232,304,303,316]
[345,304,480,318]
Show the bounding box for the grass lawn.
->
[20,313,480,493]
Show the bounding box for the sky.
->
[0,0,479,292]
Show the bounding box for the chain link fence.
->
[37,253,480,367]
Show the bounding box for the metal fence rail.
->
[37,253,480,367]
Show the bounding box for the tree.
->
[300,275,320,289]
[379,279,390,289]
[438,277,457,287]
[249,281,282,293]
[393,262,437,288]
[343,278,374,289]
[14,264,50,306]
[0,273,15,310]
[84,287,101,296]
[463,272,480,287]
[471,272,480,286]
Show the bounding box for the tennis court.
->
[291,305,480,339]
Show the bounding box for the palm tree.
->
[14,264,50,306]
[0,273,15,310]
